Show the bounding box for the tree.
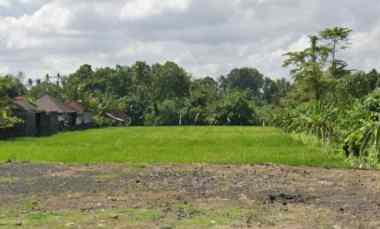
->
[0,96,21,129]
[0,75,26,97]
[283,36,330,102]
[152,62,191,101]
[151,99,188,126]
[224,68,264,99]
[63,64,94,101]
[27,78,34,89]
[214,90,258,125]
[262,77,280,104]
[319,27,352,78]
[186,77,219,125]
[336,71,373,102]
[367,69,380,91]
[0,75,25,129]
[29,81,63,100]
[344,90,380,162]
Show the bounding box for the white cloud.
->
[120,0,190,20]
[4,2,71,32]
[287,36,310,52]
[0,0,11,8]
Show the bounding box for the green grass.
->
[0,126,346,167]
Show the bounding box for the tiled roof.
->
[37,95,75,113]
[13,97,40,112]
[64,101,86,113]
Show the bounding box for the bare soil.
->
[0,162,379,228]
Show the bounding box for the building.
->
[36,95,76,130]
[0,95,94,139]
[10,96,41,137]
[64,101,93,128]
[0,97,59,139]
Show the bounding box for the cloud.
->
[120,0,191,20]
[0,0,379,80]
[0,0,11,8]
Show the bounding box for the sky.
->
[0,0,380,80]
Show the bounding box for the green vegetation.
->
[0,127,344,167]
[0,76,25,128]
[275,26,380,168]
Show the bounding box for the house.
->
[10,96,41,137]
[0,95,93,139]
[36,95,76,130]
[64,101,93,128]
[0,96,59,139]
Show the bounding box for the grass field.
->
[0,127,346,167]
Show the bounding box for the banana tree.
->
[345,90,380,159]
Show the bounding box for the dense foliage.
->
[0,76,25,128]
[277,26,380,168]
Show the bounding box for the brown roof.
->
[37,95,75,113]
[64,101,86,113]
[13,97,40,112]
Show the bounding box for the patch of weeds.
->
[174,203,203,220]
[0,210,63,228]
[23,212,63,225]
[22,199,41,211]
[0,210,20,228]
[95,208,162,224]
[0,176,19,184]
[170,204,276,228]
[30,208,163,228]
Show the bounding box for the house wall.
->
[38,112,59,136]
[83,112,93,125]
[24,112,38,136]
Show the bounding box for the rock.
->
[268,192,304,204]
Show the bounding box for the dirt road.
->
[0,163,379,228]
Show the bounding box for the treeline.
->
[1,62,290,127]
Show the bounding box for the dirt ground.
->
[0,163,379,229]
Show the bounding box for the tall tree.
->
[283,35,329,102]
[319,27,352,78]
